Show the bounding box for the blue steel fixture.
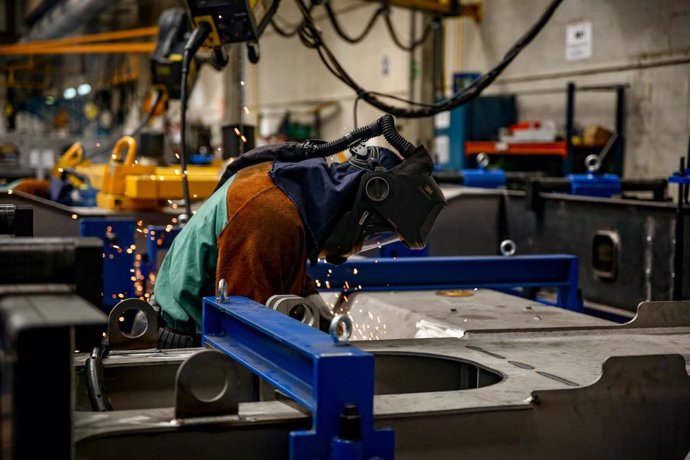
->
[463,168,507,189]
[567,173,622,198]
[80,218,136,309]
[308,255,582,312]
[146,224,182,268]
[203,296,394,460]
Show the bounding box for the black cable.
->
[179,22,212,219]
[353,93,362,129]
[382,9,436,51]
[324,2,384,44]
[307,114,414,158]
[293,0,563,118]
[271,17,301,37]
[85,343,112,411]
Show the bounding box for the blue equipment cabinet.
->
[80,218,136,309]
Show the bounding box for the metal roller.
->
[0,237,103,306]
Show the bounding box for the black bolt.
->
[338,403,362,441]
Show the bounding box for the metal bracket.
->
[107,298,158,350]
[308,255,583,312]
[203,296,394,459]
[175,349,253,419]
[266,294,321,328]
[622,300,690,329]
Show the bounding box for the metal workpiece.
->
[0,204,32,236]
[174,350,254,419]
[340,289,610,341]
[0,236,104,308]
[266,294,321,328]
[1,292,106,460]
[72,300,690,459]
[106,298,159,350]
[429,185,690,310]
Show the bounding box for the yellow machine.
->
[51,141,91,187]
[96,136,158,210]
[51,136,221,211]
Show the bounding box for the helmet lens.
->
[360,231,401,253]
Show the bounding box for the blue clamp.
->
[462,168,507,189]
[203,296,395,460]
[189,154,213,165]
[668,169,690,185]
[567,173,622,198]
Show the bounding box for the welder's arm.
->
[215,183,317,305]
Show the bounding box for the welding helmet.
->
[320,143,446,263]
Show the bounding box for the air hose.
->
[307,114,414,158]
[179,21,213,219]
[85,343,113,411]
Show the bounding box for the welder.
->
[153,114,446,348]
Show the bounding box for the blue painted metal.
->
[146,224,182,269]
[203,296,394,460]
[308,255,582,312]
[668,169,690,185]
[378,241,428,258]
[567,173,622,197]
[189,154,213,165]
[80,218,136,309]
[462,168,506,189]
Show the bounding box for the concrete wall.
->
[456,0,690,178]
[243,1,422,144]
[192,0,689,179]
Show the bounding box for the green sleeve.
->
[154,176,234,333]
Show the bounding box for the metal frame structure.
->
[203,296,395,460]
[307,255,582,312]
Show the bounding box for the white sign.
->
[434,136,450,164]
[566,21,592,61]
[434,111,450,130]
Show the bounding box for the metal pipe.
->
[564,82,575,175]
[496,56,690,85]
[0,26,158,51]
[673,157,686,300]
[0,43,156,55]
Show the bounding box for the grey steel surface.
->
[505,190,690,310]
[0,293,106,460]
[340,289,611,340]
[73,301,690,459]
[429,186,690,311]
[174,350,254,419]
[427,186,503,256]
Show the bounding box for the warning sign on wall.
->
[566,21,592,61]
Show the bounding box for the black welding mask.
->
[320,144,446,263]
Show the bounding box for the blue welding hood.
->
[271,148,403,264]
[214,115,446,265]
